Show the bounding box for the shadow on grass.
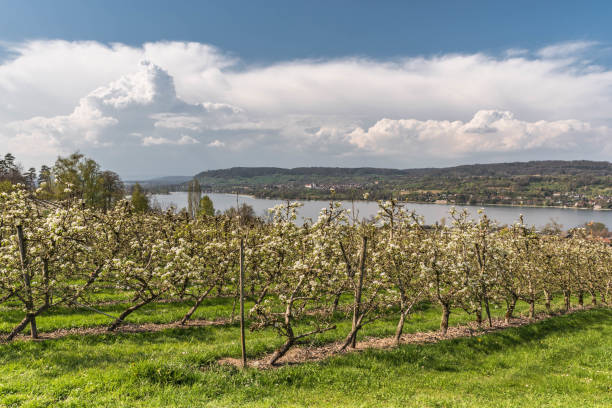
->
[0,296,238,333]
[343,308,612,372]
[0,325,227,374]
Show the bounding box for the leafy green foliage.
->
[131,183,150,212]
[198,195,215,217]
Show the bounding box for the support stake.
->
[239,238,247,368]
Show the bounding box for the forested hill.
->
[195,161,612,181]
[192,161,612,209]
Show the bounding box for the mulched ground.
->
[2,305,598,368]
[2,317,231,342]
[218,307,596,369]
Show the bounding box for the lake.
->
[151,192,612,229]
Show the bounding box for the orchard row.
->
[0,187,610,364]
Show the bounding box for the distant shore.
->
[188,191,611,211]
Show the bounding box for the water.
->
[151,192,612,229]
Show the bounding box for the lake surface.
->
[151,192,612,229]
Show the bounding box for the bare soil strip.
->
[2,317,231,342]
[219,307,600,369]
[1,306,599,355]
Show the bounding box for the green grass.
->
[0,297,239,334]
[0,296,610,407]
[0,290,591,336]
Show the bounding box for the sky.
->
[1,1,611,178]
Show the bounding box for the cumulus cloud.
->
[207,139,225,148]
[0,39,611,177]
[6,60,242,153]
[347,110,608,158]
[142,134,199,146]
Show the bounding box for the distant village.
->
[252,181,612,210]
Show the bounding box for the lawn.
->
[0,295,610,407]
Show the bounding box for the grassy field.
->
[0,297,611,407]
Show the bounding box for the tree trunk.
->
[269,337,294,366]
[5,304,49,341]
[394,311,407,345]
[544,290,552,314]
[440,303,450,336]
[268,325,336,365]
[578,291,584,308]
[254,286,269,307]
[180,286,215,325]
[331,292,342,315]
[528,299,535,319]
[16,225,37,339]
[42,259,50,307]
[341,315,364,351]
[29,313,38,339]
[484,296,492,327]
[6,315,32,341]
[505,296,517,324]
[475,308,483,327]
[589,290,597,306]
[564,290,571,312]
[349,236,367,349]
[394,301,415,345]
[394,293,420,345]
[180,296,204,325]
[108,297,158,331]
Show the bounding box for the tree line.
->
[192,162,612,209]
[1,152,125,211]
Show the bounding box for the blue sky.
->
[0,1,611,177]
[2,1,610,62]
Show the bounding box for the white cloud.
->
[176,135,200,145]
[207,139,225,148]
[152,114,203,130]
[142,134,199,146]
[504,48,529,58]
[0,39,611,177]
[536,41,598,59]
[347,110,608,158]
[6,60,240,152]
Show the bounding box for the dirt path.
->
[218,307,599,369]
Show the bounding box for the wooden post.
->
[239,238,247,368]
[351,236,367,348]
[16,225,38,339]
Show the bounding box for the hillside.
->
[195,160,612,181]
[192,161,612,208]
[128,176,193,187]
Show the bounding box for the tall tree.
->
[53,152,85,200]
[37,165,54,199]
[98,171,125,212]
[50,153,124,208]
[187,179,202,219]
[130,183,150,213]
[0,153,25,184]
[223,203,257,225]
[198,195,215,217]
[23,168,37,191]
